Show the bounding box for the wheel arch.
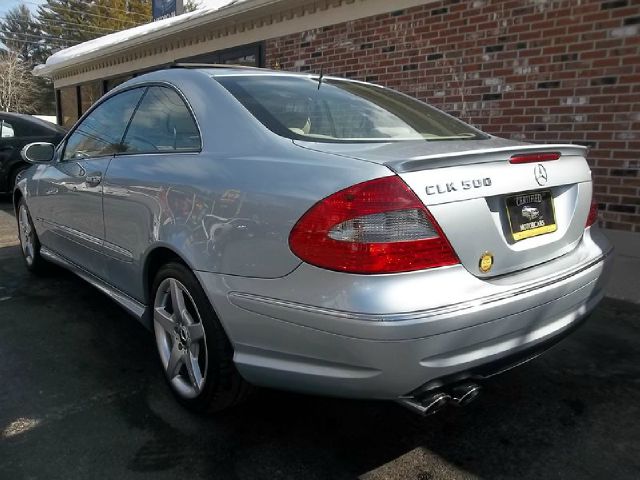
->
[143,245,192,304]
[12,187,23,215]
[142,244,236,348]
[8,161,28,185]
[144,244,250,411]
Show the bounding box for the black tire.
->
[16,198,48,273]
[151,262,251,413]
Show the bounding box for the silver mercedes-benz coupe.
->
[15,66,612,415]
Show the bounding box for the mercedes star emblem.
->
[534,164,548,186]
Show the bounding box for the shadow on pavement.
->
[0,195,18,248]
[0,214,639,479]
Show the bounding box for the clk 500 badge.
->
[426,177,492,195]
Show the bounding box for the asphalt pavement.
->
[1,197,639,480]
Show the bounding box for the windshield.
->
[214,74,487,143]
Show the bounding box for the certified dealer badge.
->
[479,252,494,273]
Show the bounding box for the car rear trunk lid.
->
[294,139,592,277]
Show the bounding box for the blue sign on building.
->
[153,0,183,20]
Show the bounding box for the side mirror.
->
[21,142,55,164]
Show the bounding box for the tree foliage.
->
[37,0,152,48]
[0,1,198,114]
[0,50,37,113]
[1,6,59,116]
[0,4,47,63]
[183,0,199,13]
[0,1,154,114]
[0,6,51,114]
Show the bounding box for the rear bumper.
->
[197,228,612,399]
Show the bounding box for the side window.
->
[0,120,15,138]
[121,86,200,154]
[62,88,145,161]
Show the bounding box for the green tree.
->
[37,0,152,47]
[183,0,199,13]
[1,1,153,114]
[0,4,48,63]
[33,0,152,114]
[0,5,54,114]
[0,50,37,113]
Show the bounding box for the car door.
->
[33,87,146,278]
[0,115,66,192]
[102,85,202,301]
[0,116,22,191]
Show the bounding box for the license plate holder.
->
[505,190,557,241]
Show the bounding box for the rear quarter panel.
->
[101,70,392,302]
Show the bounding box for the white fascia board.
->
[34,0,285,77]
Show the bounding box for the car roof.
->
[170,64,367,83]
[119,65,377,91]
[0,112,66,133]
[109,65,381,104]
[202,68,355,83]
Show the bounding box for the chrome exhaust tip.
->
[450,382,482,407]
[397,392,451,416]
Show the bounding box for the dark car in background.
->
[0,112,66,193]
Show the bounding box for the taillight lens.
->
[509,152,560,164]
[289,176,459,274]
[586,199,598,227]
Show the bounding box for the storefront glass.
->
[59,86,79,128]
[80,81,103,114]
[105,76,133,92]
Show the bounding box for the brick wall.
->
[265,0,640,232]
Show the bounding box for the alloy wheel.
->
[153,278,208,399]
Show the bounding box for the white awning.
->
[34,0,271,77]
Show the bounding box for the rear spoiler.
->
[386,144,588,173]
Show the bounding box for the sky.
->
[0,0,46,16]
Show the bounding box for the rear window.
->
[121,86,201,153]
[214,75,487,143]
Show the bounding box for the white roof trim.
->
[34,0,285,77]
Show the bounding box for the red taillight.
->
[586,199,598,227]
[289,176,459,274]
[509,152,561,164]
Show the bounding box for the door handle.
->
[86,174,102,186]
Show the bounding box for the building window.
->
[223,53,256,66]
[105,76,133,92]
[178,42,264,67]
[80,81,103,114]
[59,86,79,128]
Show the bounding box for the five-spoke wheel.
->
[16,199,45,272]
[154,277,208,399]
[151,262,250,412]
